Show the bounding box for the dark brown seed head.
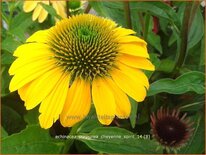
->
[150,107,194,150]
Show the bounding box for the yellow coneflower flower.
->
[23,1,66,23]
[9,14,154,129]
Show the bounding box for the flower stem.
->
[62,123,80,153]
[144,14,150,40]
[138,12,150,40]
[124,1,132,29]
[138,13,145,36]
[188,1,201,28]
[172,2,193,76]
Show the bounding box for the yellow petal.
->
[52,1,67,19]
[9,59,55,92]
[9,55,53,76]
[32,4,42,21]
[9,52,54,75]
[92,78,116,125]
[114,27,136,37]
[60,78,91,127]
[105,78,131,118]
[13,43,51,57]
[118,54,155,71]
[38,9,48,23]
[118,44,149,58]
[26,30,50,43]
[18,83,30,101]
[111,68,147,102]
[117,62,149,89]
[39,73,70,129]
[23,68,63,110]
[23,1,38,12]
[117,36,147,45]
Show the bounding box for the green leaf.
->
[157,58,175,73]
[136,103,150,125]
[178,113,204,154]
[147,32,163,54]
[188,8,204,50]
[130,1,181,28]
[1,51,15,65]
[179,100,204,112]
[1,66,12,97]
[89,1,110,17]
[9,12,33,41]
[129,97,138,128]
[199,36,205,66]
[24,107,39,125]
[2,104,26,134]
[74,140,97,154]
[168,31,178,46]
[1,126,8,138]
[178,94,204,112]
[145,53,161,78]
[2,125,64,154]
[150,53,161,69]
[77,119,102,133]
[77,106,103,133]
[2,35,21,53]
[79,127,162,154]
[40,3,62,20]
[148,71,205,96]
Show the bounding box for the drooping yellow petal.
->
[60,78,91,127]
[26,30,50,43]
[118,54,155,71]
[118,44,149,58]
[39,73,70,129]
[105,78,131,118]
[117,36,147,45]
[117,62,149,89]
[23,1,38,12]
[22,68,63,110]
[92,78,116,125]
[38,8,48,23]
[111,68,147,102]
[9,59,55,92]
[32,4,42,21]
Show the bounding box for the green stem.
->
[62,123,80,153]
[138,13,145,36]
[124,1,132,29]
[172,2,193,75]
[144,14,150,41]
[84,3,91,13]
[188,1,201,29]
[138,13,150,40]
[8,2,15,30]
